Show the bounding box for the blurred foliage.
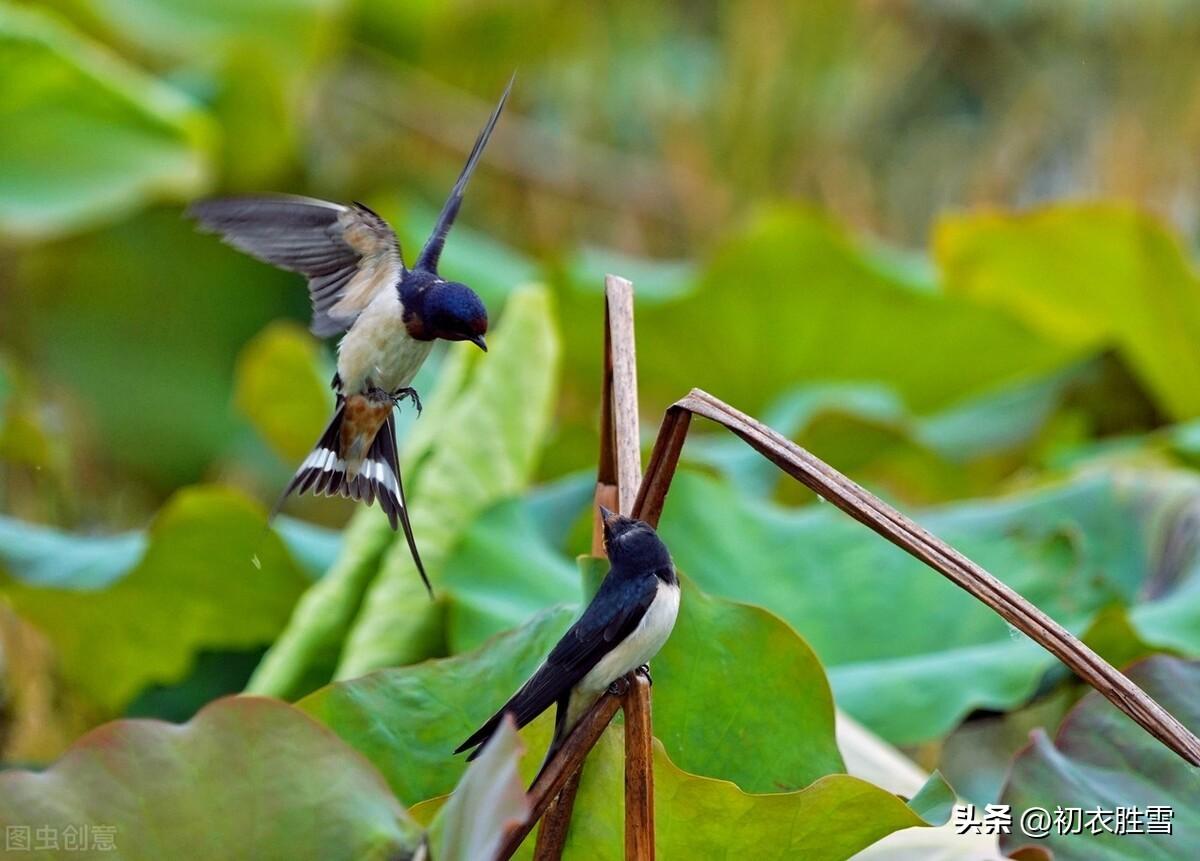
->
[0,485,308,712]
[938,205,1200,420]
[5,0,1200,856]
[7,0,1200,521]
[233,320,333,463]
[0,3,212,237]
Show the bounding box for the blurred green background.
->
[4,0,1200,846]
[5,0,1200,528]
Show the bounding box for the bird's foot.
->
[635,663,653,686]
[362,380,394,406]
[607,676,631,697]
[392,386,423,416]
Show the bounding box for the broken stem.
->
[530,274,647,860]
[500,690,623,859]
[624,673,655,861]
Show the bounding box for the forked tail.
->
[280,400,431,595]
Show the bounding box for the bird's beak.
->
[469,334,488,352]
[599,505,620,534]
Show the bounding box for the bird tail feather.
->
[458,695,571,792]
[529,696,572,786]
[278,402,431,595]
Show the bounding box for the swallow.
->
[188,76,514,595]
[456,507,680,779]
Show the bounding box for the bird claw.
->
[607,676,630,697]
[392,387,423,416]
[636,664,653,686]
[364,381,393,406]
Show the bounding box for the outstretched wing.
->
[189,195,403,337]
[414,74,513,272]
[455,569,657,758]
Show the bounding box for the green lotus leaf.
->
[656,468,1200,744]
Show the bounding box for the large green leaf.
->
[656,468,1200,744]
[937,204,1200,419]
[299,605,574,803]
[683,361,1097,505]
[0,516,142,590]
[335,285,561,678]
[0,696,422,860]
[302,573,844,797]
[0,3,212,238]
[999,656,1200,860]
[564,728,932,861]
[629,564,845,791]
[410,726,941,861]
[0,509,332,592]
[938,688,1076,808]
[688,348,1166,507]
[0,486,309,712]
[301,581,936,858]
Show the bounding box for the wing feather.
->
[188,195,403,336]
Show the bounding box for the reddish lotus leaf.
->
[1000,656,1200,860]
[0,696,422,860]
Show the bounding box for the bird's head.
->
[423,282,489,351]
[599,506,674,576]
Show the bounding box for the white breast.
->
[577,580,681,698]
[336,291,434,394]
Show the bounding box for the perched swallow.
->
[456,507,680,778]
[188,77,514,594]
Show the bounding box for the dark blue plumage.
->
[456,508,680,779]
[404,279,489,350]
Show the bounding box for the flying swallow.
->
[188,76,514,595]
[456,507,680,778]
